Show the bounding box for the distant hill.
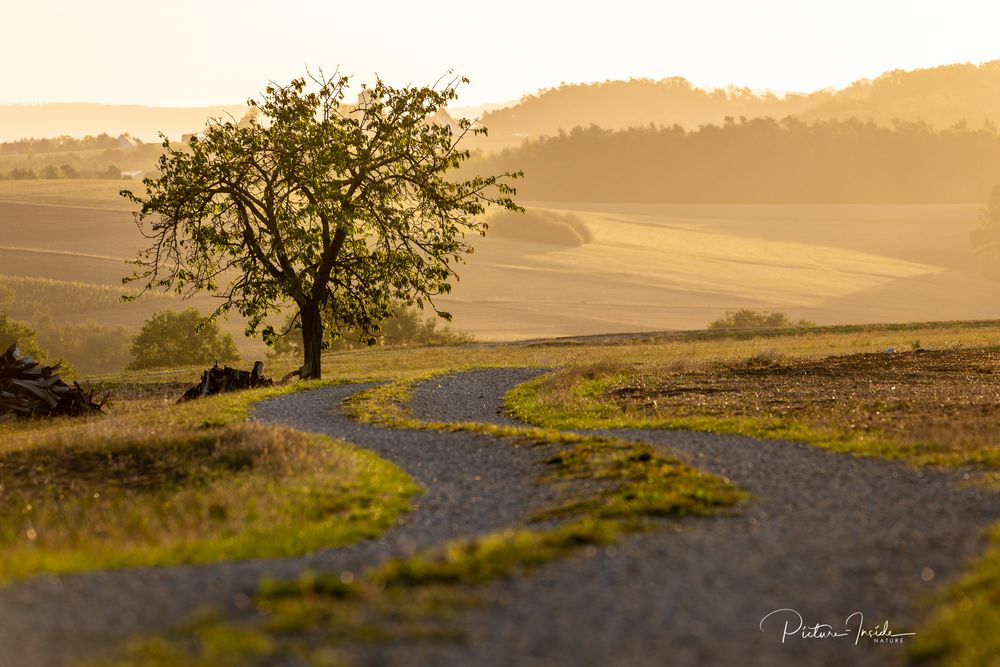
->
[0,102,247,142]
[795,61,1000,128]
[470,61,1000,149]
[468,117,1000,204]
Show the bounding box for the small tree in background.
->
[971,184,1000,256]
[708,309,814,330]
[128,308,239,370]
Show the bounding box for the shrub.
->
[708,309,814,330]
[0,313,47,361]
[34,316,133,376]
[128,308,239,370]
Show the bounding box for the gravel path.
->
[367,368,1000,667]
[0,383,555,667]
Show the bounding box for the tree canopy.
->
[123,72,520,378]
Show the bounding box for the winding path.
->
[0,368,996,667]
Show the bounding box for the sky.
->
[3,0,1000,107]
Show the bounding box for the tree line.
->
[0,164,123,180]
[467,117,1000,203]
[474,60,1000,144]
[0,133,121,155]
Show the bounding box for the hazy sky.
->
[4,0,1000,107]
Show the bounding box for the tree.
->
[971,184,1000,256]
[128,308,240,370]
[0,313,47,361]
[708,309,814,330]
[123,71,520,379]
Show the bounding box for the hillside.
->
[471,61,1000,149]
[468,118,1000,203]
[0,102,247,142]
[3,182,998,344]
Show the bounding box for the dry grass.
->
[0,380,418,581]
[507,348,1000,468]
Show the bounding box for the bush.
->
[0,313,47,361]
[708,309,814,330]
[34,316,132,376]
[128,308,240,370]
[972,184,1000,256]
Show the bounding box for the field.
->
[449,202,999,339]
[3,182,998,354]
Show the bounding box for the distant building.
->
[120,170,144,180]
[116,133,142,149]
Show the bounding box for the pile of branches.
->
[0,344,106,419]
[179,361,273,402]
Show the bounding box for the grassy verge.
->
[90,371,741,665]
[504,353,1000,469]
[908,525,1000,667]
[0,380,418,581]
[270,320,1000,387]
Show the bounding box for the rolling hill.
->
[470,61,1000,150]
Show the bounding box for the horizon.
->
[4,0,1000,108]
[0,56,997,115]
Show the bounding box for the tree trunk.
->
[299,302,324,379]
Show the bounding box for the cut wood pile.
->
[179,361,273,402]
[0,344,106,419]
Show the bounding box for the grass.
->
[503,352,1000,469]
[92,520,620,667]
[0,380,419,582]
[908,525,1000,667]
[273,319,1000,388]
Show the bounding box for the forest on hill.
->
[474,61,1000,145]
[468,117,1000,203]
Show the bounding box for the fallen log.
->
[0,343,106,419]
[178,361,273,402]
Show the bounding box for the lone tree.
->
[123,72,520,378]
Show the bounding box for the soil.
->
[613,348,1000,460]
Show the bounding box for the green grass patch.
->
[908,525,1000,667]
[341,371,743,525]
[0,382,418,581]
[91,519,621,667]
